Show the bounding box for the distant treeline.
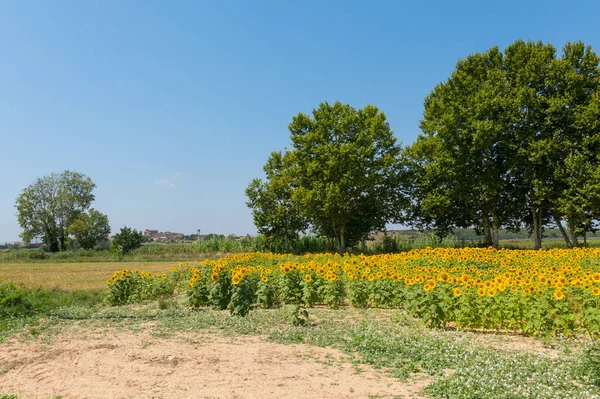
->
[3,229,599,263]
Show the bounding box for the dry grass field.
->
[0,261,180,291]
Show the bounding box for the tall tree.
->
[410,47,522,248]
[547,42,600,246]
[15,171,96,252]
[504,40,557,249]
[287,101,407,253]
[411,40,600,249]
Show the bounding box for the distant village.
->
[143,229,184,242]
[143,229,247,242]
[0,229,248,249]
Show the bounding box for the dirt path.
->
[0,330,431,399]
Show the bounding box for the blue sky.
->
[1,0,599,242]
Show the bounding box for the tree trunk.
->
[482,216,493,247]
[337,227,346,255]
[552,211,572,248]
[568,223,580,247]
[491,215,500,250]
[584,232,587,247]
[49,240,59,252]
[532,207,542,250]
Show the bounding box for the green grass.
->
[0,283,103,341]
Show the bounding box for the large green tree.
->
[15,171,96,252]
[545,42,600,247]
[247,101,407,254]
[505,40,600,248]
[67,208,111,250]
[409,46,523,248]
[409,40,600,249]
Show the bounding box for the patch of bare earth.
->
[0,330,431,399]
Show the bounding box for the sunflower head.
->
[553,289,565,300]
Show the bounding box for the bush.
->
[111,226,143,254]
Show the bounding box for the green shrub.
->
[111,226,143,254]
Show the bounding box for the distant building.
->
[143,229,184,242]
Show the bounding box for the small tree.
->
[67,209,111,250]
[112,226,143,254]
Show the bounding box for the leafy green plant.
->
[111,226,143,254]
[105,269,175,305]
[229,277,257,317]
[287,304,309,326]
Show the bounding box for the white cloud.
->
[155,173,183,188]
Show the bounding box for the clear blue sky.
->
[1,0,599,243]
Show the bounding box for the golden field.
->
[0,262,179,291]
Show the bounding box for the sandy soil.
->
[0,330,431,399]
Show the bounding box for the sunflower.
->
[553,289,565,300]
[305,274,312,283]
[232,274,242,285]
[261,276,269,283]
[592,287,600,296]
[210,272,220,281]
[453,287,462,297]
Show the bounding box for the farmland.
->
[2,249,600,398]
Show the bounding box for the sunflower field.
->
[109,248,600,336]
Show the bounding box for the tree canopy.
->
[245,151,308,252]
[408,40,600,248]
[248,41,600,251]
[247,101,408,253]
[67,208,111,250]
[112,226,143,254]
[15,170,98,252]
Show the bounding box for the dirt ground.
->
[0,329,431,399]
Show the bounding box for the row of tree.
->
[246,40,600,252]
